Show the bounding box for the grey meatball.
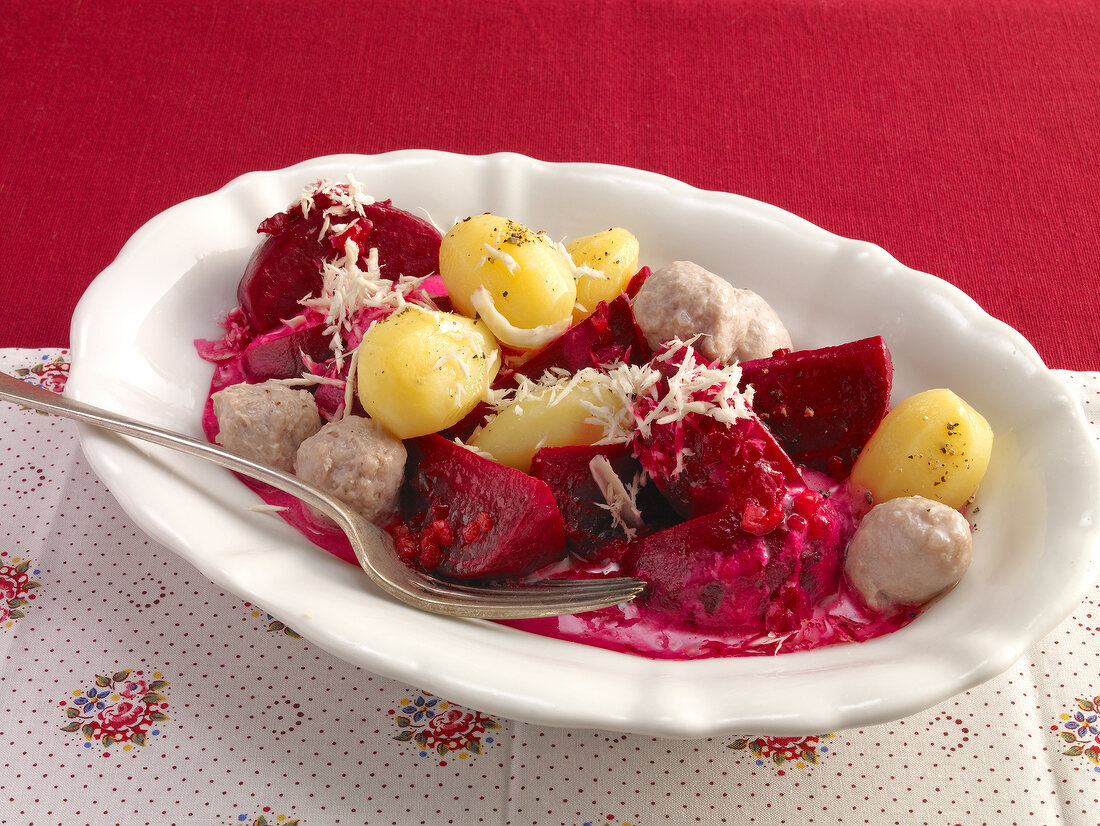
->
[844,496,972,611]
[632,261,791,363]
[212,380,322,472]
[730,288,793,361]
[294,416,407,525]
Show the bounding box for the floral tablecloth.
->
[2,347,1098,826]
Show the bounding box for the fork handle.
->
[0,372,645,619]
[0,371,333,512]
[0,371,427,602]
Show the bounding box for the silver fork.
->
[0,371,645,619]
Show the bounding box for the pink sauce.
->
[202,364,916,659]
[501,584,914,659]
[499,472,916,659]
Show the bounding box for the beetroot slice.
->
[358,200,442,283]
[238,322,333,383]
[397,434,567,579]
[620,507,783,633]
[238,210,324,332]
[633,412,805,524]
[529,443,676,562]
[313,379,366,421]
[738,336,893,477]
[506,285,653,386]
[628,342,805,522]
[237,194,441,333]
[620,493,852,635]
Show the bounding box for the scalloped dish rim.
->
[66,150,1100,738]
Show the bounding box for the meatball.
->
[212,380,322,472]
[294,415,407,525]
[632,261,791,363]
[731,288,793,362]
[844,496,972,611]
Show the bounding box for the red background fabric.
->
[1,0,1097,369]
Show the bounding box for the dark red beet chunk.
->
[398,434,567,579]
[237,192,441,333]
[622,265,650,298]
[238,210,325,333]
[239,322,333,383]
[507,271,654,385]
[313,379,367,421]
[626,341,806,522]
[621,508,783,633]
[359,200,442,282]
[620,492,852,635]
[633,412,805,523]
[738,336,893,477]
[530,443,676,561]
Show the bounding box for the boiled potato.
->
[356,306,500,439]
[468,379,625,473]
[566,227,640,323]
[849,388,993,510]
[439,214,577,344]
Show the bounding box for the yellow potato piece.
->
[849,388,993,510]
[566,227,640,323]
[439,213,577,333]
[468,380,624,473]
[356,306,500,439]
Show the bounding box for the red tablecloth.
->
[2,1,1097,369]
[3,7,1100,824]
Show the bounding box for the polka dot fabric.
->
[1,350,1098,826]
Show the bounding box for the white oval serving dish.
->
[67,151,1100,738]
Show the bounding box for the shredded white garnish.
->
[452,436,498,462]
[248,503,290,514]
[469,286,569,350]
[432,350,472,379]
[482,339,752,447]
[633,339,753,438]
[342,342,361,420]
[344,173,369,208]
[415,206,445,233]
[437,351,471,407]
[557,240,607,281]
[747,631,795,654]
[589,454,645,539]
[434,309,489,350]
[299,239,379,366]
[298,174,374,225]
[299,238,433,369]
[268,373,346,388]
[478,242,520,274]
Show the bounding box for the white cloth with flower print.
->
[1,348,1099,826]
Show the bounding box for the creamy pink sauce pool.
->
[202,361,916,660]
